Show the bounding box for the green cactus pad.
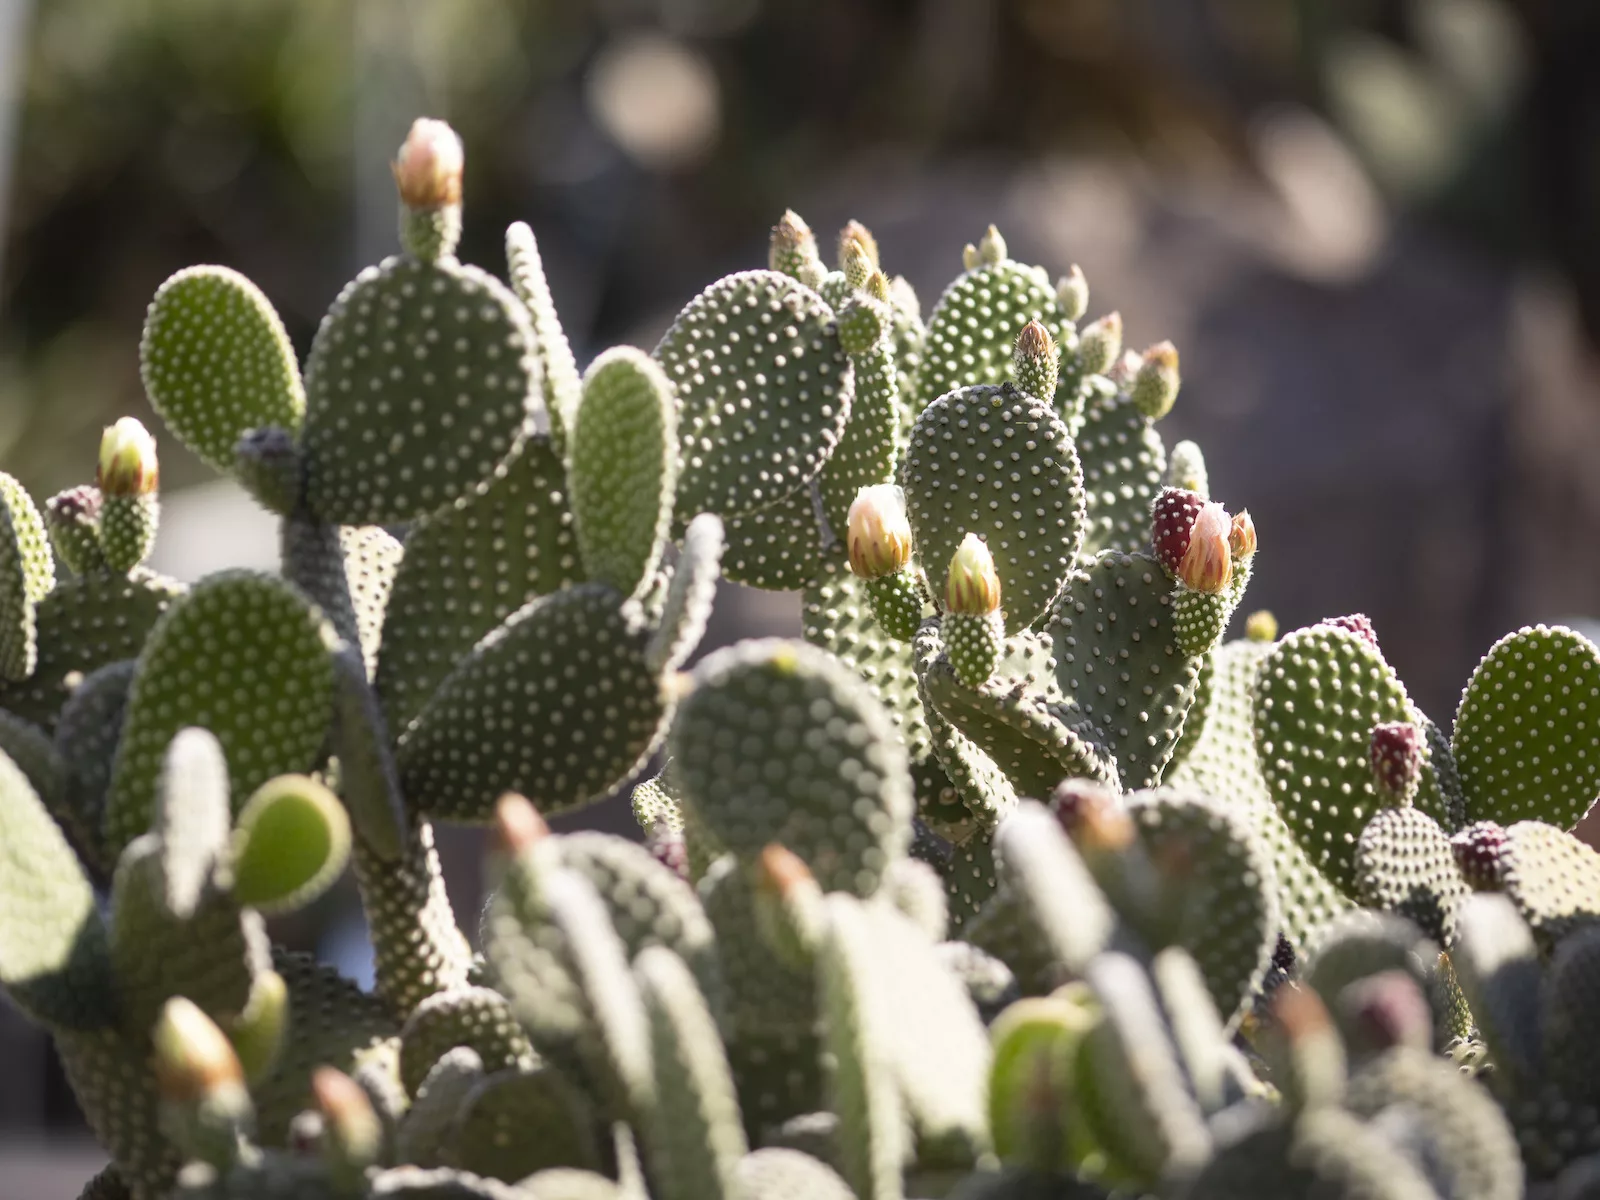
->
[1125,789,1279,1029]
[569,347,678,598]
[56,1026,180,1199]
[1254,623,1439,894]
[1450,895,1543,1087]
[940,828,1004,931]
[300,256,540,525]
[97,494,158,575]
[330,648,407,862]
[230,774,352,915]
[0,471,53,680]
[506,222,583,445]
[726,1028,825,1141]
[802,560,970,834]
[718,488,828,591]
[913,258,1061,411]
[901,385,1084,635]
[153,727,233,921]
[1075,386,1166,558]
[353,820,474,1017]
[338,526,403,678]
[103,571,334,855]
[819,324,904,538]
[451,1066,603,1182]
[1543,926,1600,1107]
[736,1149,856,1200]
[670,638,913,896]
[53,659,135,878]
[398,585,664,821]
[699,856,816,1036]
[0,746,114,1029]
[399,987,536,1096]
[818,894,907,1200]
[0,709,65,833]
[400,1046,486,1167]
[656,270,854,518]
[0,568,184,732]
[648,512,724,674]
[1047,550,1202,790]
[1352,806,1468,946]
[1166,637,1350,953]
[1499,820,1600,948]
[139,266,306,473]
[376,436,581,737]
[636,945,748,1200]
[1453,625,1600,829]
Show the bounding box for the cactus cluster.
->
[6,116,1600,1199]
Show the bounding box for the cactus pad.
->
[1453,625,1600,829]
[140,266,305,473]
[376,437,580,735]
[399,987,535,1096]
[901,385,1083,635]
[451,1066,603,1182]
[301,256,539,524]
[914,258,1061,409]
[655,270,854,518]
[1076,386,1167,558]
[647,513,724,675]
[103,571,334,854]
[506,222,583,444]
[1353,806,1468,945]
[398,585,664,820]
[670,639,913,896]
[718,487,827,591]
[230,774,352,915]
[569,348,678,598]
[0,472,53,680]
[1498,820,1600,948]
[52,659,135,877]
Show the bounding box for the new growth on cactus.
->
[6,112,1600,1200]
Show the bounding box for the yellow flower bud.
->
[97,417,159,497]
[945,533,1001,615]
[1177,502,1232,594]
[1229,509,1257,560]
[846,485,913,580]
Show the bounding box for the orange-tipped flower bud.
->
[1228,510,1257,560]
[945,534,1001,616]
[1057,264,1089,322]
[770,210,819,276]
[152,997,245,1103]
[846,485,913,580]
[392,118,464,209]
[97,417,159,497]
[1177,502,1232,595]
[838,219,880,270]
[758,843,816,899]
[491,792,549,859]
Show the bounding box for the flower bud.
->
[153,997,245,1103]
[837,219,880,270]
[864,270,891,303]
[1131,340,1180,420]
[1451,821,1508,891]
[491,792,549,859]
[1176,502,1232,594]
[1013,320,1061,402]
[1048,780,1131,853]
[1228,510,1257,560]
[961,243,980,271]
[1369,721,1423,805]
[1056,264,1089,322]
[841,237,874,291]
[97,418,159,498]
[770,209,820,277]
[1340,970,1432,1057]
[1077,312,1123,378]
[1323,613,1380,653]
[945,534,1001,616]
[313,1067,383,1181]
[391,118,464,209]
[977,224,1007,266]
[1151,487,1206,579]
[846,485,912,580]
[1245,610,1279,643]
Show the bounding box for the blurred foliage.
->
[0,0,1597,500]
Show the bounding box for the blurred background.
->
[3,0,1600,1188]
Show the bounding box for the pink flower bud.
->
[846,485,913,580]
[1176,502,1232,594]
[945,534,1001,615]
[391,118,464,209]
[1369,721,1422,803]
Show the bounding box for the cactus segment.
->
[0,471,53,679]
[913,255,1061,411]
[52,659,134,877]
[339,526,404,679]
[451,1065,603,1182]
[1047,551,1202,790]
[655,271,854,518]
[570,348,679,599]
[647,512,724,675]
[330,648,407,861]
[301,256,540,525]
[398,585,665,821]
[153,728,232,921]
[103,571,335,855]
[0,708,65,833]
[669,639,913,896]
[139,266,306,474]
[399,987,536,1097]
[718,485,828,591]
[820,308,904,538]
[986,994,1096,1173]
[400,1046,486,1167]
[1253,624,1440,895]
[699,856,816,1037]
[1453,625,1600,830]
[635,945,748,1200]
[1076,385,1167,558]
[57,1026,182,1199]
[230,774,352,915]
[506,222,583,445]
[376,436,581,736]
[1498,820,1600,948]
[1352,806,1468,946]
[0,745,114,1030]
[901,386,1084,635]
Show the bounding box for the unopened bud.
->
[1245,610,1279,643]
[1177,502,1232,595]
[1451,821,1508,891]
[961,243,980,271]
[97,418,159,497]
[313,1067,383,1179]
[977,224,1007,266]
[1013,320,1061,402]
[153,998,245,1103]
[1228,510,1257,561]
[945,534,1001,616]
[1369,722,1423,804]
[1109,349,1143,387]
[770,210,820,277]
[755,843,823,967]
[838,220,880,270]
[846,485,912,580]
[1077,312,1123,378]
[1131,341,1180,420]
[1049,779,1133,853]
[44,485,104,575]
[1056,265,1089,322]
[758,843,817,899]
[841,238,874,291]
[1340,970,1432,1056]
[1323,614,1380,653]
[863,270,891,303]
[392,118,463,209]
[491,792,548,859]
